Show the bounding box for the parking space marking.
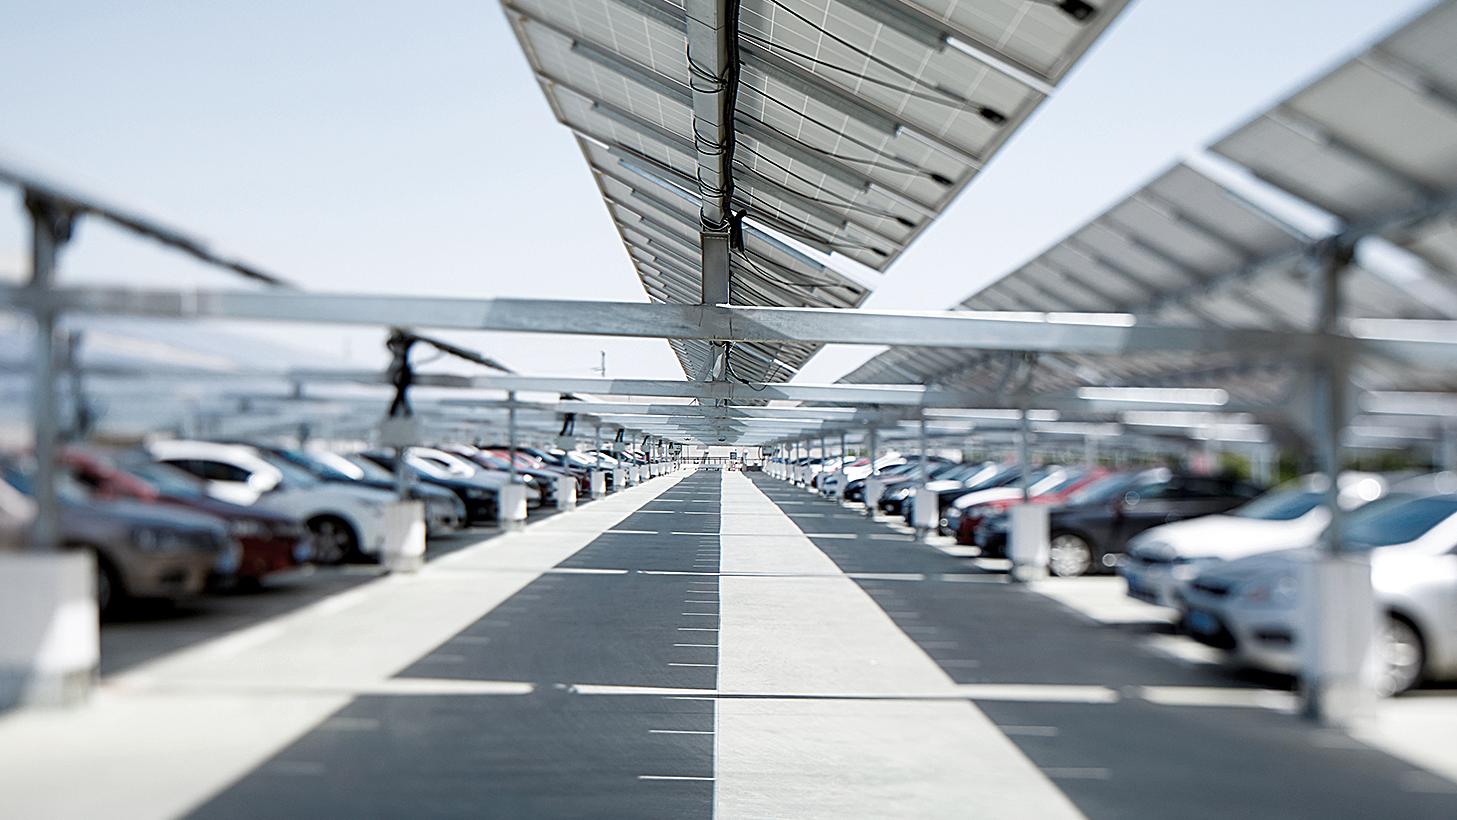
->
[649,729,714,735]
[638,775,715,781]
[668,663,718,668]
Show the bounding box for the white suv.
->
[147,440,396,564]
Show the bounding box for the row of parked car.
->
[0,439,658,617]
[777,454,1457,696]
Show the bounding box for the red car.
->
[65,450,311,583]
[952,467,1109,546]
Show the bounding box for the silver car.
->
[1182,491,1457,695]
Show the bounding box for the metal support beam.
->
[24,194,73,553]
[12,285,1457,368]
[685,0,736,382]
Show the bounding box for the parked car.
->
[877,461,987,516]
[1119,472,1388,609]
[456,446,565,504]
[147,440,395,565]
[947,467,1107,545]
[975,469,1263,577]
[842,457,920,502]
[1181,490,1457,695]
[897,462,1027,526]
[67,449,312,584]
[355,450,509,525]
[3,465,236,617]
[260,446,465,536]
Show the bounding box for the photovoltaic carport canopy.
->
[502,0,1129,381]
[843,0,1457,409]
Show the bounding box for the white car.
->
[406,447,541,504]
[1181,490,1457,695]
[147,440,396,565]
[1120,473,1387,609]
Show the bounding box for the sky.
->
[0,0,1435,385]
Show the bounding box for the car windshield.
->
[1343,494,1457,549]
[1065,472,1141,506]
[279,451,358,482]
[1234,489,1324,521]
[123,461,208,498]
[1033,469,1085,496]
[258,455,321,488]
[343,455,396,482]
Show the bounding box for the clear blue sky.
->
[0,0,1434,382]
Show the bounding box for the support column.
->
[1303,238,1368,725]
[1,193,96,710]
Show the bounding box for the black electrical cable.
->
[739,87,956,185]
[732,157,914,229]
[750,0,1007,124]
[739,29,1005,123]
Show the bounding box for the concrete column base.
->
[555,476,577,511]
[0,551,98,712]
[382,501,426,573]
[1009,505,1050,582]
[1300,554,1377,726]
[498,484,528,531]
[589,470,606,499]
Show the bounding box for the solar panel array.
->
[843,0,1457,406]
[502,0,1128,381]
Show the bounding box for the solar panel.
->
[503,0,1127,379]
[1211,2,1457,229]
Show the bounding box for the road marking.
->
[650,729,714,735]
[999,725,1060,737]
[607,529,659,535]
[800,532,855,538]
[956,684,1119,703]
[669,662,718,668]
[418,654,466,663]
[639,775,715,781]
[1043,768,1111,780]
[452,636,491,645]
[674,643,717,648]
[682,612,718,616]
[678,627,719,631]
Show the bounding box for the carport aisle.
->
[714,470,1082,819]
[0,469,700,820]
[187,467,725,819]
[746,474,1457,820]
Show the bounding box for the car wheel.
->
[308,516,359,565]
[1048,534,1095,578]
[1377,615,1426,696]
[95,555,123,618]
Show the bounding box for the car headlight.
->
[1238,573,1297,607]
[228,518,269,539]
[131,526,187,552]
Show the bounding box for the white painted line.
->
[418,654,466,663]
[452,636,491,645]
[999,725,1060,737]
[678,627,719,632]
[1043,768,1111,780]
[669,663,718,668]
[955,684,1119,703]
[800,533,855,539]
[607,529,660,535]
[650,729,714,735]
[681,612,718,617]
[320,717,381,732]
[1136,686,1298,711]
[638,775,715,781]
[674,643,717,648]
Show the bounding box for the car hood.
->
[315,483,398,503]
[948,488,1022,509]
[161,493,291,524]
[1135,515,1321,560]
[1194,548,1308,586]
[82,497,227,532]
